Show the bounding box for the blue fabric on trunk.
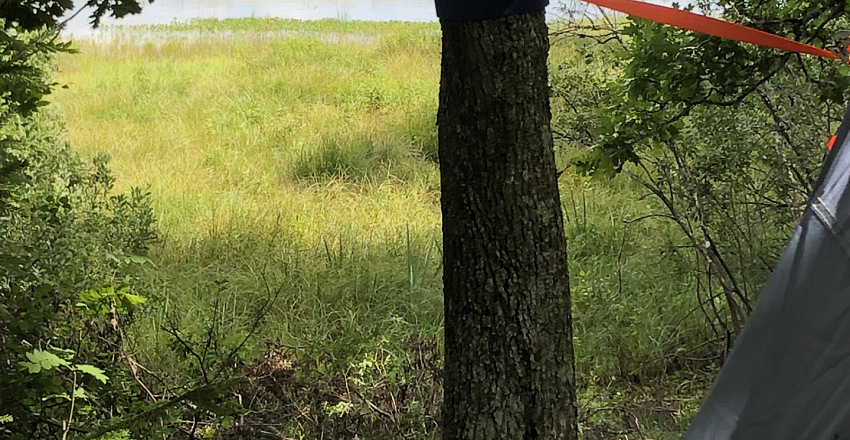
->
[434,0,548,20]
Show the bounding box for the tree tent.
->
[683,101,850,440]
[579,0,850,437]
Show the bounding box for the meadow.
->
[53,19,713,438]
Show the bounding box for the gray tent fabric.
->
[686,105,850,440]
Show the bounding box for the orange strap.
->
[583,0,840,60]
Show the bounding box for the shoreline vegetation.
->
[54,18,709,439]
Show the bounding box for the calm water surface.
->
[61,0,672,38]
[64,0,438,36]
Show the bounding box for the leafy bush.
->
[0,110,158,439]
[550,0,848,396]
[0,23,247,439]
[0,8,172,438]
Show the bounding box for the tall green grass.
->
[56,18,443,372]
[54,19,708,438]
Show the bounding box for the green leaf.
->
[0,304,11,322]
[19,361,41,374]
[120,292,147,307]
[79,288,104,304]
[19,349,70,373]
[0,415,13,424]
[73,387,89,400]
[75,364,109,383]
[126,254,151,265]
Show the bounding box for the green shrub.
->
[0,12,169,438]
[0,111,158,439]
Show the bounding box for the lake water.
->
[60,0,612,37]
[63,0,439,36]
[61,0,689,37]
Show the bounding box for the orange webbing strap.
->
[583,0,840,60]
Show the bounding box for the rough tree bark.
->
[438,10,577,440]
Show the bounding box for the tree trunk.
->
[438,10,577,440]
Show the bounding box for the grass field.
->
[57,18,443,355]
[54,19,709,438]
